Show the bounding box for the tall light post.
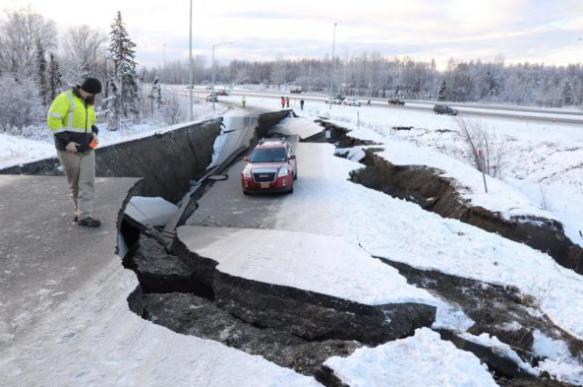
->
[211,41,233,91]
[188,0,194,120]
[329,22,338,110]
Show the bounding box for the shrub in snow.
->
[160,93,186,125]
[456,118,505,177]
[0,76,44,133]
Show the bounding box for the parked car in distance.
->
[388,98,405,106]
[215,89,229,96]
[290,87,303,94]
[433,104,458,116]
[326,97,345,105]
[343,97,362,107]
[241,138,297,194]
[205,93,218,102]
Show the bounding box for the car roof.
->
[255,139,287,149]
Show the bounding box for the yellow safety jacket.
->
[48,88,97,152]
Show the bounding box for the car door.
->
[286,144,297,175]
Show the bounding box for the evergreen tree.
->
[108,11,139,124]
[562,81,574,106]
[35,40,49,105]
[438,79,447,101]
[48,53,63,101]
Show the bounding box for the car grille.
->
[253,172,276,182]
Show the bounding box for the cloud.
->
[2,0,582,68]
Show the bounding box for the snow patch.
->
[325,328,498,387]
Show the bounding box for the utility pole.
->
[188,0,194,121]
[329,22,337,110]
[211,41,232,110]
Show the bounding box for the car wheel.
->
[294,171,298,180]
[243,190,250,195]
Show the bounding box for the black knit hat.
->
[80,77,102,94]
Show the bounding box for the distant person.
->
[241,95,246,108]
[47,77,102,228]
[300,99,305,110]
[286,96,290,108]
[280,95,285,109]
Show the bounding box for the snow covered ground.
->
[325,328,498,387]
[0,102,229,169]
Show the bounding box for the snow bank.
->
[345,124,555,222]
[0,132,54,169]
[178,226,436,306]
[459,332,538,374]
[533,330,583,385]
[325,328,497,387]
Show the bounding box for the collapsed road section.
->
[120,116,439,384]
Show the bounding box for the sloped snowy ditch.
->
[319,119,583,275]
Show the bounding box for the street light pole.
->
[188,0,194,121]
[211,41,233,91]
[210,41,233,111]
[329,22,337,110]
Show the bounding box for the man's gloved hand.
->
[91,125,99,135]
[65,142,80,153]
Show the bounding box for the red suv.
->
[241,138,297,194]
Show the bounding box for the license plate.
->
[260,183,270,189]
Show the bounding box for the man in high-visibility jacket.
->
[48,77,102,227]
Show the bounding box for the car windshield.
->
[249,147,287,163]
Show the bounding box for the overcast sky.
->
[3,0,583,69]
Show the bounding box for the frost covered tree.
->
[0,8,56,79]
[35,40,49,105]
[48,53,63,101]
[108,11,140,125]
[61,25,107,83]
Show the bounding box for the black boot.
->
[78,217,101,228]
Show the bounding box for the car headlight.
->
[277,167,289,177]
[243,167,252,178]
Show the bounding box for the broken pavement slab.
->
[174,225,437,344]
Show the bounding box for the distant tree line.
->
[143,55,583,108]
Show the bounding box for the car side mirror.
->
[289,155,296,160]
[243,156,250,162]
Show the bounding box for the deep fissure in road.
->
[116,112,435,386]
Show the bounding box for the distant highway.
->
[225,89,583,126]
[164,85,583,126]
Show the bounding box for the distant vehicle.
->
[433,104,458,116]
[241,138,297,194]
[205,93,218,102]
[326,95,345,105]
[215,90,229,96]
[343,97,362,107]
[388,98,405,106]
[290,87,303,94]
